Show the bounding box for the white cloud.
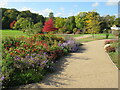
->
[19,7,67,17]
[55,12,63,17]
[21,7,32,11]
[39,8,53,16]
[0,0,8,8]
[92,2,99,7]
[114,14,118,17]
[115,13,120,18]
[106,0,119,6]
[18,7,53,17]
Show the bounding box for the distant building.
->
[111,25,120,36]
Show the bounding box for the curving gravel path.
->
[17,40,118,89]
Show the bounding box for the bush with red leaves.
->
[42,18,58,32]
[10,20,16,29]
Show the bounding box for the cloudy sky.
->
[0,0,119,17]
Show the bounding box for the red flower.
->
[8,44,12,46]
[16,42,20,44]
[10,52,14,55]
[16,44,19,47]
[15,49,20,53]
[6,47,9,50]
[23,44,27,47]
[43,43,48,48]
[32,49,38,52]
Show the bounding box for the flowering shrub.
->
[2,34,80,88]
[105,39,118,45]
[58,39,80,52]
[105,46,116,52]
[104,39,118,52]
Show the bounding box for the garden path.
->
[18,40,118,88]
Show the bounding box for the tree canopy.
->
[1,8,118,34]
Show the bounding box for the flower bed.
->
[104,39,118,45]
[104,39,119,69]
[104,39,118,52]
[1,34,80,88]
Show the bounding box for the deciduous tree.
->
[42,18,58,32]
[85,11,101,36]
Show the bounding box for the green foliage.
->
[13,17,33,30]
[85,11,101,34]
[49,12,54,19]
[33,22,43,33]
[63,16,76,33]
[2,8,19,29]
[114,17,120,27]
[1,8,117,35]
[1,8,45,29]
[75,12,87,30]
[55,17,66,28]
[73,28,78,34]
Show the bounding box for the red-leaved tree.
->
[42,18,58,32]
[10,20,16,29]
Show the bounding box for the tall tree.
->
[75,12,87,31]
[102,15,115,38]
[2,8,19,29]
[42,18,58,33]
[13,17,33,30]
[114,17,120,27]
[85,11,101,36]
[63,16,76,33]
[49,12,54,19]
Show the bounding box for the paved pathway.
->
[18,40,118,88]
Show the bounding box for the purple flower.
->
[43,60,47,63]
[58,43,61,46]
[32,64,34,67]
[32,58,35,60]
[1,76,4,80]
[26,62,29,64]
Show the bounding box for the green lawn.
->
[109,52,118,68]
[69,34,116,43]
[1,30,116,42]
[1,30,28,39]
[69,33,115,38]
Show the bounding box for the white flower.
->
[104,44,111,49]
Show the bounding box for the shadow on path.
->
[38,44,87,87]
[14,44,87,89]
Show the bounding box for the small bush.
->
[105,46,116,52]
[105,39,118,45]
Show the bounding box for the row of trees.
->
[54,11,120,34]
[1,8,120,34]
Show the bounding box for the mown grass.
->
[109,52,118,68]
[74,35,116,43]
[2,30,116,42]
[69,33,115,38]
[2,30,28,39]
[108,41,119,69]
